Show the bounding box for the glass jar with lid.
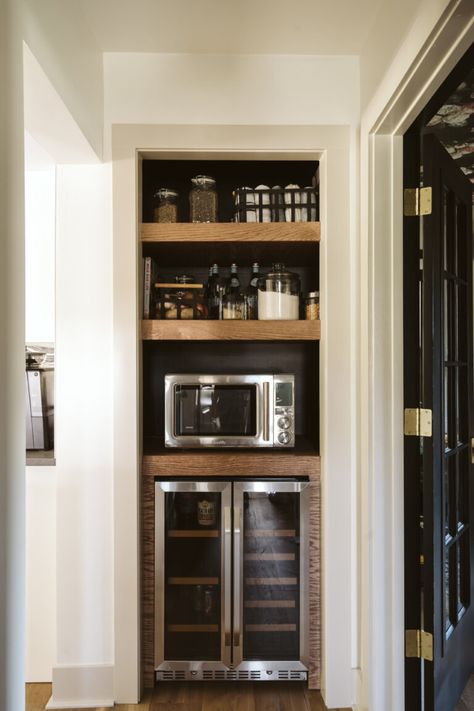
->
[257,263,301,320]
[153,188,179,223]
[189,176,217,223]
[305,291,320,320]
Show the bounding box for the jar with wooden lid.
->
[153,189,178,223]
[190,176,217,223]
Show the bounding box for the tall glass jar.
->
[257,263,301,320]
[189,176,217,223]
[153,188,178,223]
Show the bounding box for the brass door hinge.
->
[405,629,433,661]
[404,408,432,437]
[404,187,432,216]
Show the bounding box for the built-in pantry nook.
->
[139,156,321,690]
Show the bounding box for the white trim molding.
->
[46,664,114,709]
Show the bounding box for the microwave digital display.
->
[276,382,293,407]
[174,384,257,437]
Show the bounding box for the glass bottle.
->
[153,188,178,223]
[245,262,260,319]
[223,264,244,319]
[189,176,217,223]
[257,263,301,320]
[204,264,222,320]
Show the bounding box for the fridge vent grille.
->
[156,668,308,681]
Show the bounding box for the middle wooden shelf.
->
[141,319,320,341]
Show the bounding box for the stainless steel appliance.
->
[155,479,309,681]
[164,374,295,448]
[25,356,54,450]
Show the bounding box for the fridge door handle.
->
[223,505,232,660]
[233,505,243,664]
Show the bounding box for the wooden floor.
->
[26,682,350,711]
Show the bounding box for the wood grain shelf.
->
[141,222,320,243]
[168,529,219,538]
[142,448,320,478]
[142,319,320,341]
[167,624,218,633]
[168,577,219,585]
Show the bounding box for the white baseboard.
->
[45,663,114,709]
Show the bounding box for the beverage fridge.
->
[154,479,309,681]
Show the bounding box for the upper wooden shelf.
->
[142,319,320,341]
[141,222,320,243]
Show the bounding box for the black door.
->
[421,133,474,711]
[405,131,474,710]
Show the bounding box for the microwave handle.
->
[263,381,270,442]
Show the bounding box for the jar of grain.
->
[305,291,320,320]
[190,176,217,223]
[153,189,178,223]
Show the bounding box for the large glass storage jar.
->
[189,176,217,223]
[257,263,300,320]
[153,188,178,223]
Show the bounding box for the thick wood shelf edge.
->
[142,451,320,477]
[142,319,320,341]
[141,222,320,242]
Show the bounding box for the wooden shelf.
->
[167,624,218,633]
[142,319,320,341]
[142,447,319,478]
[168,577,219,585]
[141,222,320,243]
[168,529,219,538]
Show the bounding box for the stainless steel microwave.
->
[164,374,295,448]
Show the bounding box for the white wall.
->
[104,53,360,144]
[21,0,104,158]
[26,468,57,682]
[54,162,113,669]
[0,0,26,709]
[25,159,55,343]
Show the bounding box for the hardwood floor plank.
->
[26,681,329,711]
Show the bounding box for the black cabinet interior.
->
[142,341,319,452]
[142,159,319,224]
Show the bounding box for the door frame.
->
[361,3,474,710]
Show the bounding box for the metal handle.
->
[471,438,474,465]
[233,506,242,660]
[263,382,270,441]
[224,506,232,654]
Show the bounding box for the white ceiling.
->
[80,0,384,55]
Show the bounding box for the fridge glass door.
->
[155,481,231,666]
[234,481,308,665]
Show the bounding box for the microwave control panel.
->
[273,377,295,447]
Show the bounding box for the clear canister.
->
[153,188,178,223]
[257,263,300,320]
[190,175,217,223]
[305,291,320,320]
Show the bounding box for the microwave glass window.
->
[174,385,257,437]
[276,382,293,407]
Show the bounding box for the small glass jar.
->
[257,263,301,320]
[153,188,178,223]
[305,291,320,320]
[190,176,217,223]
[222,292,245,320]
